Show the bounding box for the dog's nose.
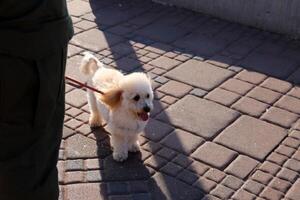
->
[143,106,151,113]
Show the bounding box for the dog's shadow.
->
[91,126,157,199]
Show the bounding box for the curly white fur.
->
[80,52,154,162]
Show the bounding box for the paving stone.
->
[65,134,98,159]
[158,80,192,98]
[154,76,169,84]
[157,96,239,139]
[63,126,76,139]
[261,77,293,93]
[149,56,181,70]
[76,112,90,122]
[206,54,234,68]
[86,159,103,170]
[204,168,226,183]
[190,88,208,97]
[156,148,177,160]
[141,141,162,154]
[175,54,191,62]
[75,20,97,30]
[220,78,254,95]
[132,193,151,200]
[65,159,85,171]
[201,195,221,200]
[150,100,168,117]
[225,155,259,179]
[148,173,204,200]
[109,195,132,200]
[65,55,87,84]
[177,169,199,184]
[192,142,237,169]
[144,155,168,170]
[235,70,267,84]
[210,185,234,199]
[243,180,265,195]
[215,116,287,161]
[187,161,210,176]
[251,170,273,185]
[142,119,174,142]
[240,53,298,79]
[288,86,300,99]
[146,52,160,59]
[161,162,183,177]
[86,170,103,182]
[107,182,129,195]
[193,177,217,193]
[65,183,105,200]
[277,167,298,182]
[165,60,234,90]
[68,44,83,57]
[66,89,87,108]
[247,86,282,104]
[161,95,177,105]
[283,137,300,149]
[67,0,92,17]
[267,152,289,165]
[115,56,143,72]
[164,52,178,58]
[284,159,300,172]
[221,175,244,190]
[139,148,152,161]
[261,107,299,128]
[288,68,300,84]
[290,130,300,139]
[172,154,194,168]
[205,88,240,106]
[269,177,292,193]
[65,118,83,129]
[71,29,123,52]
[228,65,243,72]
[129,181,148,193]
[286,178,300,200]
[161,129,204,155]
[275,95,300,114]
[64,171,85,184]
[259,186,284,200]
[259,161,281,176]
[174,33,230,57]
[275,145,296,157]
[136,22,190,43]
[232,97,269,117]
[144,43,173,54]
[232,189,256,200]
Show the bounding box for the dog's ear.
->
[100,88,123,109]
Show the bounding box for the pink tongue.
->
[139,112,149,121]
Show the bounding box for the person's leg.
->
[0,47,67,200]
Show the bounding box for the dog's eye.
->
[133,95,140,101]
[146,94,150,98]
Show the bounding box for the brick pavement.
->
[60,0,300,199]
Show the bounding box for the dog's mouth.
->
[137,111,149,121]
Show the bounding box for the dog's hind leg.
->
[87,89,102,127]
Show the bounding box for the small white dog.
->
[80,52,154,162]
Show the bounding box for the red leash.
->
[65,76,105,95]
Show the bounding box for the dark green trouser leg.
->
[0,47,67,200]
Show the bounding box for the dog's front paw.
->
[89,114,102,128]
[113,151,128,162]
[129,142,140,153]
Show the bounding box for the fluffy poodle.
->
[80,52,154,162]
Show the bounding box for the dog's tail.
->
[80,52,102,76]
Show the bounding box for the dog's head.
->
[100,72,153,121]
